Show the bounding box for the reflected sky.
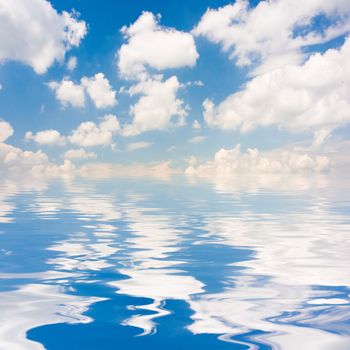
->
[0,174,349,350]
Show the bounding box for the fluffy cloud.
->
[64,148,96,160]
[0,120,14,142]
[118,11,198,79]
[193,0,350,74]
[203,37,350,135]
[186,145,330,177]
[126,141,152,152]
[49,73,117,109]
[48,79,85,108]
[69,114,120,147]
[0,140,74,176]
[25,129,66,146]
[0,0,87,74]
[123,75,187,136]
[81,73,117,108]
[0,142,48,173]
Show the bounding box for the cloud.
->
[69,114,120,147]
[79,161,179,182]
[49,73,117,109]
[189,135,206,144]
[67,56,77,71]
[25,129,66,146]
[118,11,198,79]
[48,79,85,108]
[81,73,117,108]
[126,141,152,152]
[64,148,96,160]
[0,122,76,176]
[0,142,46,173]
[192,120,201,129]
[0,120,14,142]
[0,0,87,74]
[193,0,350,74]
[203,37,350,134]
[123,75,187,136]
[186,145,330,177]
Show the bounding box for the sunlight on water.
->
[0,174,349,350]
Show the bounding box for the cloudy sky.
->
[0,0,350,176]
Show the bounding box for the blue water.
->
[0,174,349,350]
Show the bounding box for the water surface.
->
[0,174,349,350]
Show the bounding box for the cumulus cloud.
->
[126,141,152,152]
[48,79,85,108]
[81,73,117,108]
[203,37,350,134]
[123,75,187,136]
[0,0,87,74]
[118,11,198,79]
[64,148,96,160]
[49,73,117,109]
[0,120,14,142]
[193,0,350,74]
[0,140,75,177]
[25,129,66,146]
[0,142,48,173]
[69,114,120,147]
[186,145,330,178]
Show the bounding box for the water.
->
[0,174,349,350]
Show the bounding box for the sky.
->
[0,0,350,178]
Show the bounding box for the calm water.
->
[0,174,349,350]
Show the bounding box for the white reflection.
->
[30,197,65,220]
[68,195,122,222]
[110,206,204,335]
[0,284,105,350]
[112,268,204,335]
[47,226,120,272]
[0,177,48,223]
[188,198,350,349]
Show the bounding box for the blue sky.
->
[0,0,349,175]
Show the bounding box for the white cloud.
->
[0,0,87,74]
[67,56,77,71]
[48,79,85,108]
[126,141,152,152]
[203,37,350,134]
[123,75,187,136]
[64,148,96,160]
[189,135,206,144]
[186,145,330,177]
[69,114,120,147]
[81,73,117,108]
[25,129,66,146]
[0,122,76,176]
[79,161,179,182]
[192,120,201,129]
[0,142,47,173]
[0,120,14,142]
[193,0,350,74]
[118,11,198,79]
[49,73,117,109]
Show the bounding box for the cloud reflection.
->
[187,196,350,349]
[0,283,105,350]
